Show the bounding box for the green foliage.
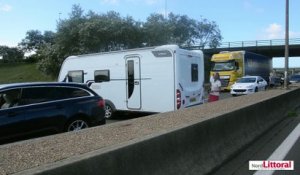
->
[37,44,64,78]
[143,14,169,46]
[0,63,54,84]
[143,13,222,47]
[194,19,222,48]
[19,30,56,52]
[0,46,24,63]
[19,4,223,77]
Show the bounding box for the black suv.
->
[0,82,105,144]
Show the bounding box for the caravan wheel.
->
[105,104,114,119]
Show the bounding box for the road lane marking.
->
[254,123,300,175]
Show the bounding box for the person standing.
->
[209,73,221,102]
[209,73,215,85]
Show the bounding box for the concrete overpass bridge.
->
[190,38,300,58]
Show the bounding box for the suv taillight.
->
[176,89,181,109]
[97,99,105,108]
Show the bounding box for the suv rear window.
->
[20,87,57,105]
[19,86,91,105]
[56,87,91,99]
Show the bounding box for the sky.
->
[0,0,299,68]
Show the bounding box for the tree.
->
[142,13,222,48]
[55,4,86,55]
[19,30,55,52]
[0,46,24,63]
[30,4,222,77]
[167,13,197,46]
[143,14,170,46]
[193,19,222,48]
[37,44,64,77]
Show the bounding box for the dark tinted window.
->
[19,87,91,105]
[68,70,84,83]
[95,70,110,82]
[152,50,172,57]
[191,64,198,82]
[0,89,21,109]
[127,60,134,98]
[20,87,56,105]
[56,87,91,99]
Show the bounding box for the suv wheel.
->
[66,119,89,131]
[105,104,114,119]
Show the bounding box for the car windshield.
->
[212,61,235,71]
[237,77,256,83]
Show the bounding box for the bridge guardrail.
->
[201,38,300,49]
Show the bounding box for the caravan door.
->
[125,56,141,110]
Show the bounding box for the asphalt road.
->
[211,107,300,175]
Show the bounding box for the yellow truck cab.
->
[210,51,271,91]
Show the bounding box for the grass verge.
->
[0,63,55,84]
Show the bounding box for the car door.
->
[257,77,265,91]
[20,87,66,133]
[0,88,27,141]
[125,56,141,110]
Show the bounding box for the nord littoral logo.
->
[249,160,294,171]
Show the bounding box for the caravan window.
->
[95,70,110,82]
[68,71,84,83]
[191,64,198,82]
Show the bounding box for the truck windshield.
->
[212,61,235,71]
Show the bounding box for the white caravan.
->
[58,45,204,118]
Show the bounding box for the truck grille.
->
[220,79,230,87]
[233,89,246,92]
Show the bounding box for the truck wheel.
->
[255,87,258,92]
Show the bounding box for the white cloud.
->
[258,23,300,40]
[265,23,284,39]
[0,4,12,12]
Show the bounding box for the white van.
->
[58,45,204,118]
